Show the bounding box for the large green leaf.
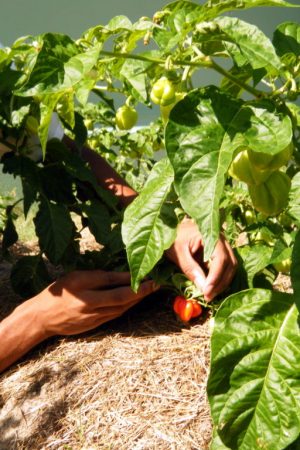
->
[288,172,300,223]
[165,86,292,260]
[214,17,283,74]
[291,230,300,313]
[122,158,177,292]
[200,0,299,21]
[34,199,74,264]
[15,33,78,96]
[208,288,300,450]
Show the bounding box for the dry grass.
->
[0,234,292,450]
[0,240,213,450]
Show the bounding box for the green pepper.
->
[248,142,293,171]
[150,77,176,106]
[248,171,291,216]
[160,92,186,124]
[273,257,291,273]
[229,149,272,185]
[115,105,138,130]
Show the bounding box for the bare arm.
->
[0,270,158,373]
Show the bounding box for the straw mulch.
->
[0,239,213,450]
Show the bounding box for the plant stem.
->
[210,60,265,98]
[100,50,266,98]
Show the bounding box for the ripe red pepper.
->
[173,296,203,322]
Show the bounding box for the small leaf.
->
[34,199,74,264]
[122,158,177,292]
[2,216,18,253]
[236,244,274,287]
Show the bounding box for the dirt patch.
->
[0,239,213,450]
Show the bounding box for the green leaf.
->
[15,33,79,96]
[214,16,283,74]
[236,245,274,287]
[81,199,111,245]
[10,255,51,299]
[2,215,18,253]
[165,86,292,260]
[273,22,300,57]
[39,93,63,155]
[120,58,150,102]
[288,172,300,223]
[208,288,300,450]
[106,15,133,32]
[201,0,299,21]
[45,139,118,210]
[34,199,74,264]
[122,158,177,292]
[291,230,300,312]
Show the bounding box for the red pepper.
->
[173,296,203,322]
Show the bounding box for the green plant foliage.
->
[208,289,300,450]
[0,0,300,447]
[122,158,178,291]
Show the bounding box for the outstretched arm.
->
[0,270,158,373]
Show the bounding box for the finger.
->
[204,240,237,301]
[64,270,132,291]
[203,241,229,300]
[204,263,236,301]
[86,279,160,309]
[174,244,207,292]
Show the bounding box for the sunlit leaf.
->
[208,288,300,450]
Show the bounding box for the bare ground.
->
[0,238,213,450]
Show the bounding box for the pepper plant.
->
[1,0,300,448]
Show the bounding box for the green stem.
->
[100,50,266,98]
[210,60,265,98]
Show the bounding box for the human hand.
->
[165,219,237,302]
[33,270,159,337]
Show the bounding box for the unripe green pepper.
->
[115,105,138,130]
[150,77,176,106]
[248,142,293,171]
[229,149,272,185]
[244,209,256,225]
[273,257,291,273]
[160,92,186,124]
[248,171,291,216]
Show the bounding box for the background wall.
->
[1,0,299,45]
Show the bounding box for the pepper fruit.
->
[115,105,138,130]
[160,92,186,124]
[248,171,291,216]
[273,257,291,274]
[173,296,203,322]
[150,77,176,106]
[247,142,293,171]
[244,209,256,225]
[229,149,272,185]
